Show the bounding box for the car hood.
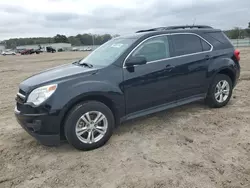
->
[19,63,98,92]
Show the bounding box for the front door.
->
[122,35,176,115]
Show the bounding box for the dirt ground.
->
[0,50,250,188]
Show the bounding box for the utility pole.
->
[192,18,196,26]
[92,35,95,49]
[237,28,241,48]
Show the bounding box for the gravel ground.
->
[0,50,250,188]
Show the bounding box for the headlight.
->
[26,84,57,106]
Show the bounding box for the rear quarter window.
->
[203,31,233,49]
[208,32,230,43]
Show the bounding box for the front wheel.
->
[206,74,233,108]
[64,101,115,150]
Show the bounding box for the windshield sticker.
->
[111,44,124,48]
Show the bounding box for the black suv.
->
[15,25,240,150]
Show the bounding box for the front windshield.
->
[79,37,135,66]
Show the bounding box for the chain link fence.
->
[230,38,250,48]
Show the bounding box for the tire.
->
[206,74,233,108]
[64,101,115,150]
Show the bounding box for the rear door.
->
[169,33,213,100]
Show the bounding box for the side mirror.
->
[125,56,147,67]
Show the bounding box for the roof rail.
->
[136,25,213,33]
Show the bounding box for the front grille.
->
[16,102,35,113]
[16,96,25,104]
[16,92,26,104]
[19,89,26,95]
[16,103,23,111]
[15,90,35,114]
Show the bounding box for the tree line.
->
[1,23,250,49]
[224,22,250,39]
[1,34,119,49]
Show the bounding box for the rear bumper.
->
[234,61,240,88]
[14,106,60,146]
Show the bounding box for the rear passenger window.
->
[201,40,211,51]
[171,34,203,56]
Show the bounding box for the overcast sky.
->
[0,0,249,40]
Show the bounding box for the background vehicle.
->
[2,50,16,55]
[46,46,56,53]
[15,25,240,151]
[57,48,64,52]
[34,48,43,54]
[16,49,25,54]
[20,49,35,55]
[85,47,92,51]
[72,47,79,51]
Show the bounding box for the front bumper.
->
[15,106,60,146]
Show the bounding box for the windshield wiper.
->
[74,60,93,68]
[80,62,93,68]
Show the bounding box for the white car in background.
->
[72,47,79,51]
[84,47,92,51]
[2,50,16,56]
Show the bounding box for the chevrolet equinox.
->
[15,25,240,150]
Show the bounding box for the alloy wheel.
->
[75,111,108,144]
[214,80,230,103]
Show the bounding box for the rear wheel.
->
[64,101,115,150]
[206,74,233,108]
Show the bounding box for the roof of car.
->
[119,25,221,40]
[118,33,146,39]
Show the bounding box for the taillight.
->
[234,49,240,61]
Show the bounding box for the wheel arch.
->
[59,94,120,138]
[206,66,236,97]
[217,68,236,87]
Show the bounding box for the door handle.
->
[165,65,175,71]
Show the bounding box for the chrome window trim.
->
[123,32,213,68]
[17,92,25,99]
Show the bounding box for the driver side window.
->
[131,36,170,62]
